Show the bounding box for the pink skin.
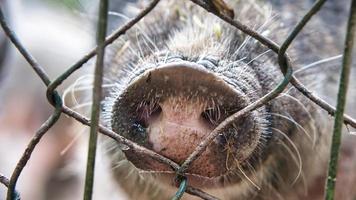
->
[148,97,213,162]
[133,94,230,179]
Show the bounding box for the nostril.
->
[201,107,221,127]
[150,104,162,120]
[136,101,162,128]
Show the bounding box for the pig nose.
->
[144,97,215,164]
[111,61,258,178]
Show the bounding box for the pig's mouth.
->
[110,61,269,187]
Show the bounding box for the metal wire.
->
[0,0,355,199]
[171,177,188,200]
[325,0,356,199]
[83,0,108,199]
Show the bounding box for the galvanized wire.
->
[0,0,355,200]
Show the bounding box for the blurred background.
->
[0,0,128,199]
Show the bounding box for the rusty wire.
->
[0,0,355,200]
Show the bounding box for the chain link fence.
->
[0,0,356,199]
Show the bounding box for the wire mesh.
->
[0,0,355,199]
